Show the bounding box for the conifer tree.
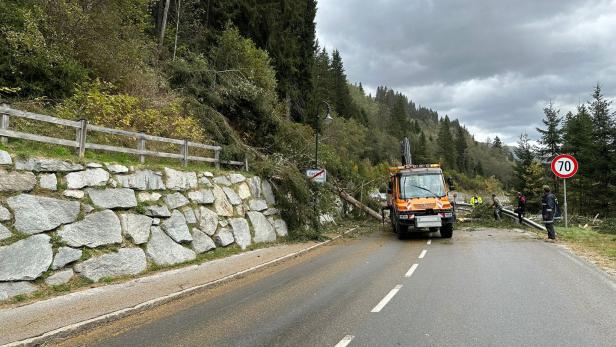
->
[492,136,503,149]
[437,116,456,169]
[536,101,562,161]
[389,96,409,138]
[330,49,356,119]
[562,105,594,214]
[455,126,468,172]
[587,84,615,212]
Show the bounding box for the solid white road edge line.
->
[405,264,419,278]
[427,239,432,245]
[371,285,403,313]
[418,249,427,258]
[334,335,355,347]
[3,228,360,347]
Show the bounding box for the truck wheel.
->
[396,223,407,238]
[440,224,453,238]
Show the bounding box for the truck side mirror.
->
[387,182,393,194]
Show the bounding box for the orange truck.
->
[386,163,455,238]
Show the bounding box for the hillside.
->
[0,1,513,236]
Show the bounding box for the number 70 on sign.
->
[551,154,578,179]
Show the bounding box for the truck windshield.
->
[400,173,445,199]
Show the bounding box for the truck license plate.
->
[415,215,442,228]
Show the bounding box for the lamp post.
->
[313,101,332,233]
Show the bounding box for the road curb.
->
[3,227,359,347]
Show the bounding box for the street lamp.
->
[313,101,332,233]
[314,101,332,168]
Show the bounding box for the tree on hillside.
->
[492,136,503,149]
[587,84,615,212]
[179,0,317,121]
[536,101,562,161]
[413,131,428,163]
[561,105,594,214]
[389,96,409,138]
[437,116,456,169]
[330,50,357,119]
[513,133,544,210]
[455,126,468,172]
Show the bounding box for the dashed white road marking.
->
[371,285,403,313]
[427,239,432,245]
[405,263,419,278]
[335,335,355,347]
[419,249,427,259]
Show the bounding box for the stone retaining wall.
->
[0,150,286,301]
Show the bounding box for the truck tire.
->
[440,223,453,238]
[395,222,407,238]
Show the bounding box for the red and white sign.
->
[306,168,327,183]
[551,154,578,179]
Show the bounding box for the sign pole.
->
[563,178,568,228]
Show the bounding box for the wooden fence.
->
[0,105,247,170]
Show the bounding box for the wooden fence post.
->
[77,119,88,159]
[1,113,8,145]
[181,139,189,167]
[138,134,146,164]
[214,149,220,169]
[244,157,249,171]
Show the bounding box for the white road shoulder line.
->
[427,239,432,245]
[418,249,427,258]
[334,335,355,347]
[371,284,403,313]
[405,264,419,278]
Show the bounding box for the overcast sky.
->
[315,0,616,144]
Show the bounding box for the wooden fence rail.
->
[0,105,247,170]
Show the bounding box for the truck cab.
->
[387,164,455,238]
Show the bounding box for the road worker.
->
[541,185,557,241]
[470,194,483,206]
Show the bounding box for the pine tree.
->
[455,126,468,172]
[536,101,562,161]
[389,96,409,138]
[513,133,534,189]
[587,84,615,212]
[521,161,546,211]
[474,161,484,176]
[413,131,428,163]
[492,136,503,149]
[562,105,594,214]
[330,49,356,119]
[437,116,456,169]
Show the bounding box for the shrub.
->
[55,80,205,142]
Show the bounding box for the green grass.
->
[553,226,616,262]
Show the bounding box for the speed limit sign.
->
[551,154,578,179]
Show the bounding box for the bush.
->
[55,81,205,142]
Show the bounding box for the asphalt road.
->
[55,227,616,347]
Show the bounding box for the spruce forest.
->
[1,1,612,234]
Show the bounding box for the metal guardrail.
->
[0,105,247,170]
[456,202,547,231]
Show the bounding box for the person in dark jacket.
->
[514,192,526,224]
[541,186,557,241]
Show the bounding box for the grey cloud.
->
[316,0,616,143]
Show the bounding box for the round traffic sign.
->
[551,154,578,179]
